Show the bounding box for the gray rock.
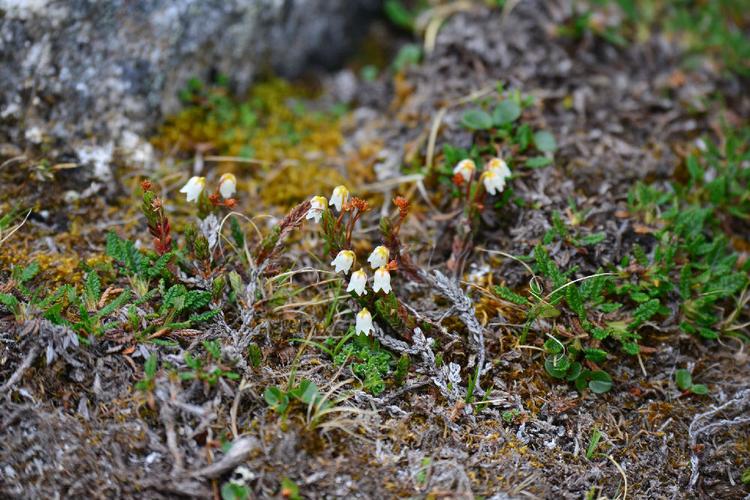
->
[0,0,379,171]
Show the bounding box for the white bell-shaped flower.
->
[355,307,374,336]
[218,173,237,199]
[367,245,389,270]
[373,266,392,294]
[331,250,355,274]
[486,157,511,179]
[453,159,476,183]
[180,176,206,203]
[483,157,511,195]
[306,195,327,223]
[329,185,350,212]
[346,269,368,296]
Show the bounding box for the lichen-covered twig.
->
[417,269,486,396]
[688,389,750,489]
[0,344,40,393]
[188,437,259,479]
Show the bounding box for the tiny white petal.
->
[373,267,392,294]
[329,185,350,212]
[306,195,327,223]
[355,307,373,336]
[179,176,206,203]
[453,159,476,183]
[482,159,511,196]
[218,173,237,199]
[331,250,355,274]
[346,269,368,296]
[367,245,389,270]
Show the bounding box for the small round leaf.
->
[461,109,493,130]
[534,130,557,152]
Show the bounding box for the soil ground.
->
[1,2,749,499]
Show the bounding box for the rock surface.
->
[0,0,379,164]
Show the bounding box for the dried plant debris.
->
[2,1,750,498]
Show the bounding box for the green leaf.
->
[566,361,583,381]
[494,285,528,305]
[85,271,101,304]
[263,386,289,413]
[598,302,622,313]
[384,0,416,30]
[144,353,158,379]
[630,298,660,329]
[689,384,708,395]
[586,428,602,459]
[621,342,640,355]
[292,380,320,405]
[18,262,40,283]
[675,369,692,391]
[221,482,250,500]
[543,337,563,354]
[95,289,131,321]
[584,348,608,363]
[461,109,494,130]
[492,100,521,126]
[0,293,19,310]
[545,353,570,379]
[525,156,553,169]
[578,233,606,246]
[565,284,586,319]
[533,130,557,152]
[588,371,613,393]
[392,43,422,72]
[280,478,300,500]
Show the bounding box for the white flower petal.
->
[331,250,355,274]
[306,195,327,223]
[329,185,350,212]
[355,308,373,336]
[218,173,237,199]
[346,269,368,296]
[452,159,476,183]
[179,176,206,203]
[373,267,391,294]
[367,245,389,270]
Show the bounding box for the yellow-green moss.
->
[152,78,349,207]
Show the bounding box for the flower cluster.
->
[452,157,512,196]
[180,173,238,207]
[306,185,401,338]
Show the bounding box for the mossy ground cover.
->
[2,1,750,498]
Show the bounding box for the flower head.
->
[482,159,512,196]
[180,176,206,203]
[346,269,368,296]
[373,267,392,294]
[486,157,511,178]
[453,159,476,183]
[367,245,389,270]
[329,185,350,212]
[306,195,327,223]
[218,173,237,199]
[355,307,374,336]
[331,250,355,274]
